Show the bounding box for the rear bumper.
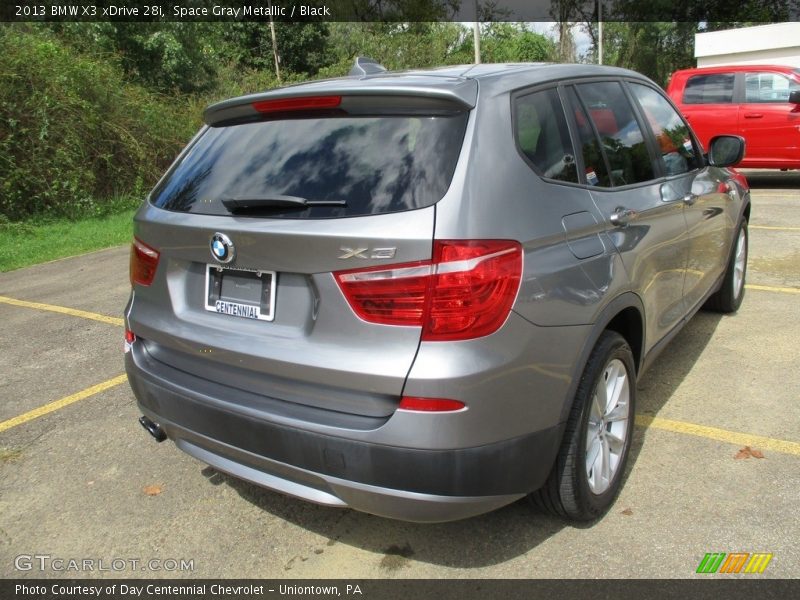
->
[125,344,562,522]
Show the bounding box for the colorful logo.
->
[696,552,773,574]
[210,232,235,264]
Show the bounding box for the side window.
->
[575,81,656,187]
[682,74,735,104]
[563,87,611,187]
[629,83,700,177]
[745,72,800,103]
[514,88,579,183]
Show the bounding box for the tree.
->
[45,22,222,93]
[479,23,555,63]
[220,23,331,77]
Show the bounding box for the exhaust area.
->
[139,416,167,442]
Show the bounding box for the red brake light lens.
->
[334,240,522,341]
[398,397,466,412]
[426,240,523,341]
[130,237,160,287]
[252,95,342,114]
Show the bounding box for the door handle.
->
[743,113,763,119]
[683,193,698,206]
[609,207,637,227]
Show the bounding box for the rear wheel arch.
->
[604,307,644,376]
[557,293,645,425]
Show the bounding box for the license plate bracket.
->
[204,265,276,321]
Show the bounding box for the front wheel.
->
[705,220,748,313]
[531,331,636,520]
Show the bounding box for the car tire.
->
[531,331,636,520]
[705,219,748,313]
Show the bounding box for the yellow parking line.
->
[0,374,128,433]
[749,225,800,231]
[636,415,800,456]
[745,284,800,295]
[0,295,123,326]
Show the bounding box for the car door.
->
[564,81,690,353]
[676,71,738,151]
[627,81,730,313]
[738,70,800,166]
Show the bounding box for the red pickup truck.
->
[667,65,800,170]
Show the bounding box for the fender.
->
[557,291,645,425]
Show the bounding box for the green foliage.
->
[0,26,198,220]
[318,22,473,74]
[47,22,222,93]
[221,23,332,76]
[600,22,697,87]
[479,23,555,63]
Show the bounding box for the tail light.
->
[130,237,160,286]
[334,240,522,341]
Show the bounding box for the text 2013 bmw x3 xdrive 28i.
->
[125,60,750,523]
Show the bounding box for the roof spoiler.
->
[350,57,387,77]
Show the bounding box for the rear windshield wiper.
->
[221,195,346,211]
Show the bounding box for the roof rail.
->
[350,57,387,77]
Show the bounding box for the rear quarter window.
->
[151,113,469,219]
[513,88,579,184]
[682,73,735,104]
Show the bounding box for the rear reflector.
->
[334,240,522,341]
[130,237,160,287]
[252,95,342,114]
[398,397,466,412]
[124,328,136,353]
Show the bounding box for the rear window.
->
[682,73,735,104]
[745,72,800,103]
[151,114,468,218]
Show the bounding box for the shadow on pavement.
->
[220,468,567,569]
[625,310,724,476]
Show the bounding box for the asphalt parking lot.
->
[1,170,798,580]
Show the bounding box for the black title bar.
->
[3,0,800,22]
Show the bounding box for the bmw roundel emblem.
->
[210,232,235,264]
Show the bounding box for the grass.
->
[0,210,136,272]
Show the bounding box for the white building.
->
[695,22,800,68]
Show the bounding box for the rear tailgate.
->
[130,207,434,418]
[128,88,473,419]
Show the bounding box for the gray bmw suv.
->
[125,61,750,522]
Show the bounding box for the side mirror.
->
[789,90,800,104]
[708,135,745,168]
